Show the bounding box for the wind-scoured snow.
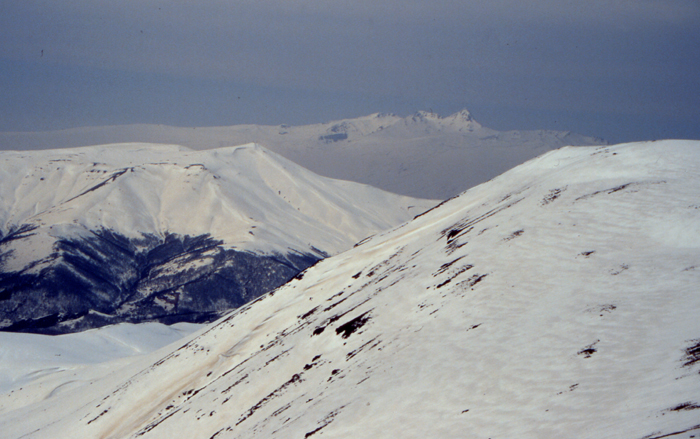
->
[1,140,698,439]
[0,110,607,199]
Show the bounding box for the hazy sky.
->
[1,0,698,143]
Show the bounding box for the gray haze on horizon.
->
[1,0,699,144]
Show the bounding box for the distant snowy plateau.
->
[0,144,435,334]
[1,140,698,438]
[0,110,607,199]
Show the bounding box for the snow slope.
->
[0,322,204,394]
[0,142,431,255]
[0,110,607,199]
[1,140,698,439]
[0,143,435,333]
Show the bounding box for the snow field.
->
[1,141,698,438]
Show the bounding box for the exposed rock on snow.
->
[2,140,697,438]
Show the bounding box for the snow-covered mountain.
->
[0,143,435,334]
[2,140,697,438]
[0,110,607,199]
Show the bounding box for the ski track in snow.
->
[1,141,699,438]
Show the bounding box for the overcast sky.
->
[0,0,698,143]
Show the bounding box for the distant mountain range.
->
[0,143,435,334]
[2,140,697,438]
[0,110,607,199]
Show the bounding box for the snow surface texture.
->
[0,322,204,394]
[0,143,435,333]
[0,110,607,199]
[1,140,697,438]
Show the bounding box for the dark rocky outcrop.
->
[0,228,321,334]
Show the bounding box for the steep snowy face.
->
[3,140,698,438]
[0,110,607,199]
[0,143,435,333]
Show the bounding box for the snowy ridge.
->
[0,142,431,256]
[2,140,698,438]
[0,143,435,333]
[0,110,607,199]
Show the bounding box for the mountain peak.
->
[452,108,474,121]
[372,112,398,119]
[411,110,440,121]
[0,143,436,333]
[406,109,482,131]
[443,109,482,130]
